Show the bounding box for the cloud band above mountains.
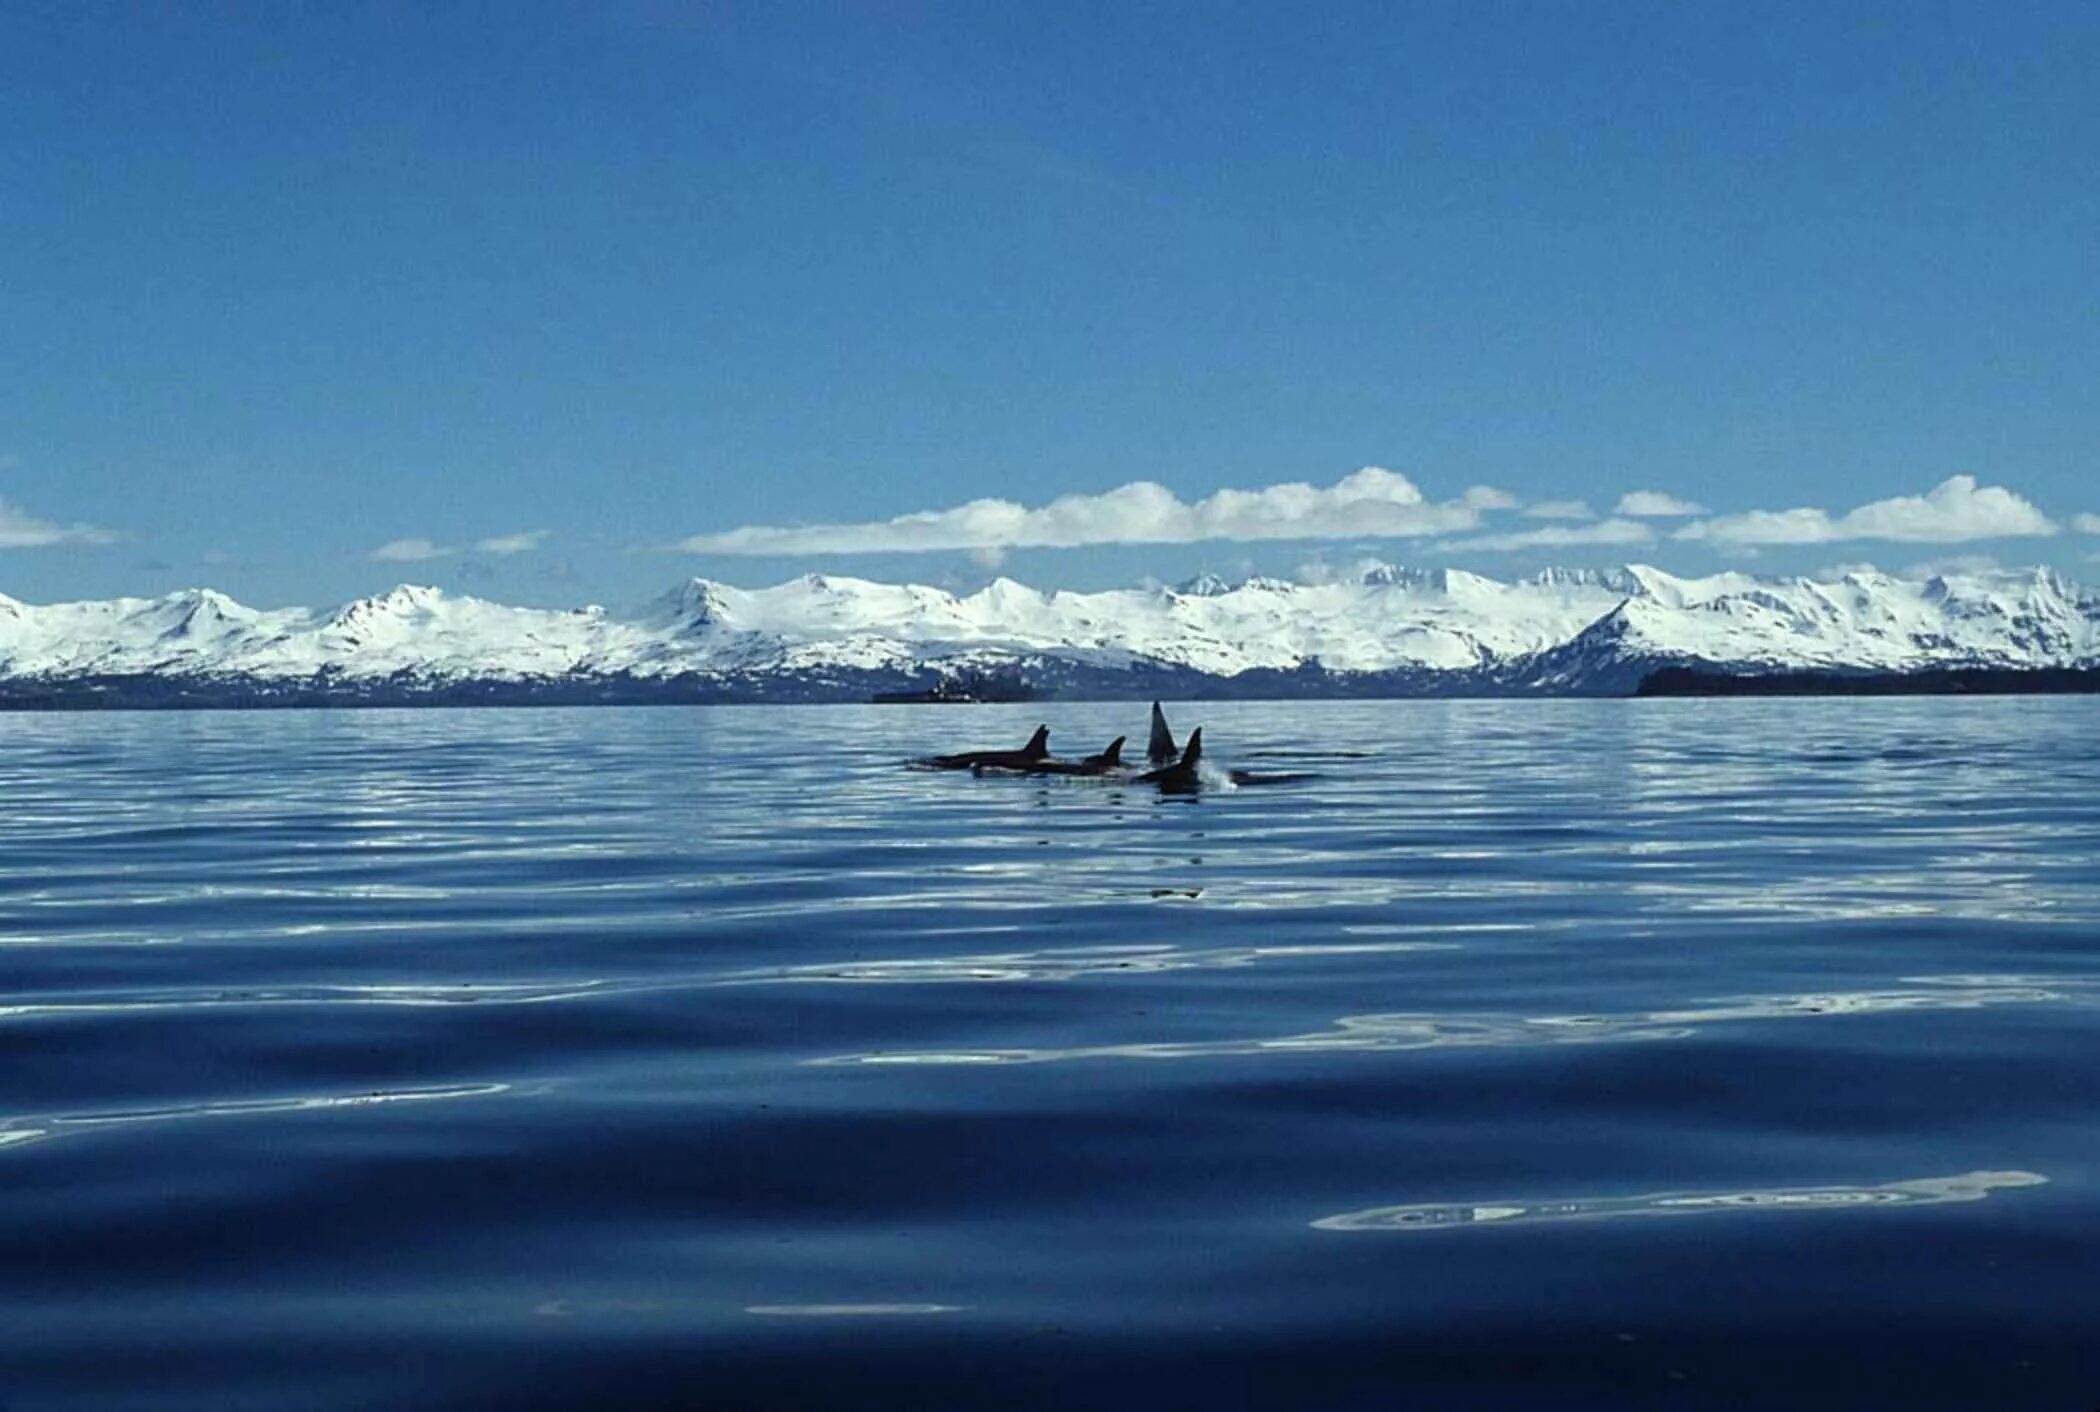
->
[675,470,2065,559]
[676,468,1487,556]
[1442,518,1657,553]
[1673,477,2054,546]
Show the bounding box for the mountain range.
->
[2,563,2096,706]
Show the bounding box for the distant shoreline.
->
[1635,665,2100,697]
[2,665,2096,710]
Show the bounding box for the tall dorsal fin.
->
[1180,727,1203,768]
[1147,701,1177,764]
[1024,725,1050,760]
[1097,736,1125,766]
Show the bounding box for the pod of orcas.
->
[915,703,1316,793]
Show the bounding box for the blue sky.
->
[3,0,2096,608]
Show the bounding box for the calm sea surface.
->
[3,700,2097,1411]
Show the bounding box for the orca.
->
[1225,767,1321,786]
[1136,727,1204,792]
[1146,701,1178,765]
[918,725,1051,771]
[976,736,1128,778]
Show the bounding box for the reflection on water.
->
[722,938,1458,986]
[0,981,610,1022]
[1313,1170,2048,1232]
[743,1304,964,1318]
[813,977,2062,1067]
[0,1082,511,1151]
[529,1299,964,1320]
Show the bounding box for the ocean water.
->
[2,699,2097,1411]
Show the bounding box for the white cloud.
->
[2074,512,2100,534]
[0,498,119,549]
[1811,561,1883,581]
[1903,554,2003,579]
[474,530,549,556]
[674,467,1483,556]
[372,530,547,562]
[1461,485,1520,511]
[1295,555,1403,586]
[1522,499,1595,521]
[371,537,451,562]
[1439,518,1656,553]
[1675,477,2056,546]
[1616,490,1708,517]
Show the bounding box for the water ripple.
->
[812,979,2066,1067]
[1312,1170,2049,1232]
[3,701,2098,1409]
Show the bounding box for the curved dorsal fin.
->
[1147,701,1177,764]
[1024,725,1050,760]
[1097,736,1125,766]
[1180,728,1203,768]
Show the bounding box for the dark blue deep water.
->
[3,700,2098,1411]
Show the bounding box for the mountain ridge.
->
[2,562,2096,705]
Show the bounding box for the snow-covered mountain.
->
[1,563,2096,704]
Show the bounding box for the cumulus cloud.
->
[0,498,119,549]
[474,530,550,555]
[370,537,450,563]
[1522,499,1595,521]
[1439,518,1657,553]
[1675,477,2056,546]
[1616,490,1708,517]
[674,467,1483,556]
[2074,512,2100,534]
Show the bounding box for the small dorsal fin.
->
[1180,727,1203,767]
[1147,702,1177,764]
[1097,736,1125,766]
[1024,725,1050,760]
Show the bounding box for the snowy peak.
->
[0,563,2094,694]
[330,584,446,625]
[151,589,261,645]
[653,578,733,630]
